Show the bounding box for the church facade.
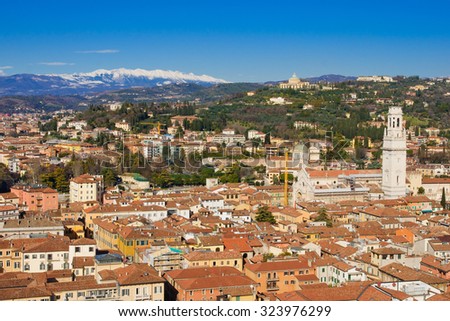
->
[279,73,311,90]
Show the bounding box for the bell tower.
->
[382,106,407,199]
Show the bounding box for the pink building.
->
[11,185,59,212]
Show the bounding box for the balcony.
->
[135,294,151,301]
[266,281,279,291]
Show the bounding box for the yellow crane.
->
[142,121,162,135]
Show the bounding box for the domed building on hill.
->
[279,73,311,89]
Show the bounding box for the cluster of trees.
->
[0,164,18,193]
[255,206,276,224]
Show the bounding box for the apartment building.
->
[69,174,104,203]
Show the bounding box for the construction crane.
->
[142,121,162,135]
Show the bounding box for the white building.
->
[382,107,407,199]
[142,139,163,159]
[269,97,292,105]
[357,76,395,82]
[293,168,381,204]
[115,120,131,132]
[211,129,246,146]
[69,174,104,203]
[199,194,225,214]
[247,129,265,140]
[279,73,311,89]
[23,237,70,272]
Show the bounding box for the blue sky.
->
[1,0,449,82]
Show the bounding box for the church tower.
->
[382,106,407,199]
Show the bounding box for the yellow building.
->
[117,227,150,260]
[244,259,314,293]
[92,218,120,250]
[183,250,243,271]
[0,240,23,273]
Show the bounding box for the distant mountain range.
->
[305,74,357,83]
[0,68,229,96]
[0,69,357,96]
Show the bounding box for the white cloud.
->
[75,49,119,54]
[38,62,75,66]
[0,66,12,76]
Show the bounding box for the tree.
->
[255,205,276,224]
[441,187,447,209]
[102,168,117,187]
[40,167,69,193]
[314,207,332,227]
[418,187,425,195]
[0,163,16,193]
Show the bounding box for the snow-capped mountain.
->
[0,68,229,96]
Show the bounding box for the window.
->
[40,263,45,270]
[136,288,140,295]
[290,280,296,285]
[189,291,193,296]
[121,289,130,296]
[40,254,45,259]
[284,271,288,276]
[14,262,20,269]
[89,247,94,252]
[75,247,81,253]
[209,289,213,294]
[14,252,19,257]
[24,263,30,271]
[290,271,294,275]
[25,255,30,259]
[284,281,289,285]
